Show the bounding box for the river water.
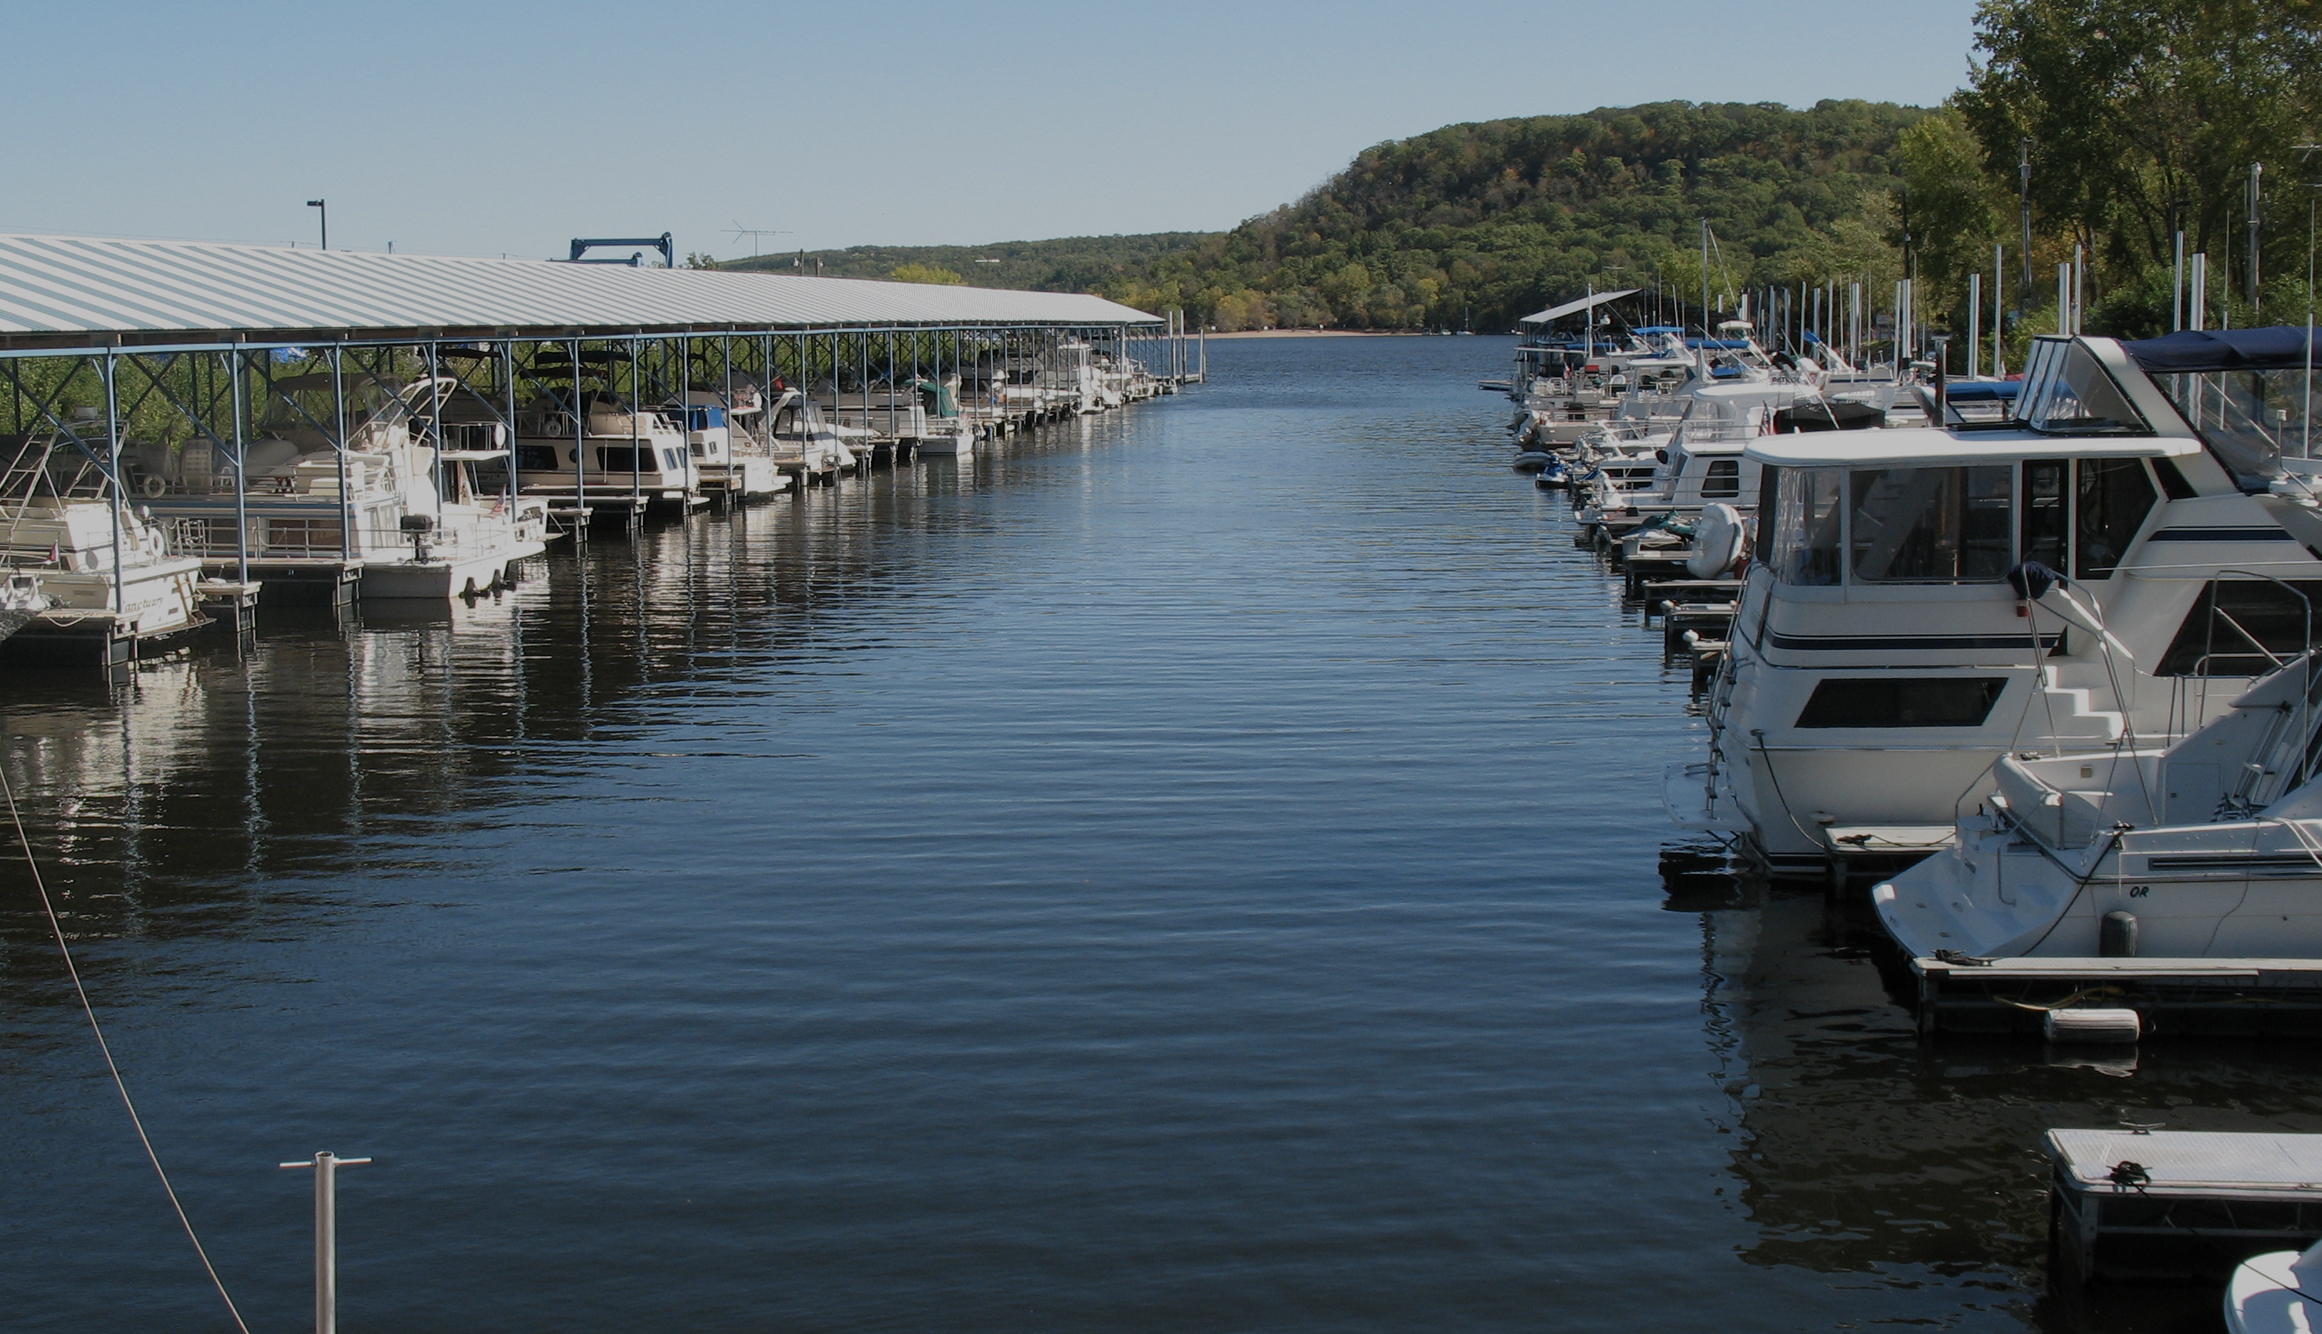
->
[3,335,2314,1332]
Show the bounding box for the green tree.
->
[888,263,967,285]
[1959,0,2322,293]
[1894,108,2009,326]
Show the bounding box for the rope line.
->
[0,760,253,1334]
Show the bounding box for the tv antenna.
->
[728,223,792,257]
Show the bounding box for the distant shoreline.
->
[1199,328,1465,340]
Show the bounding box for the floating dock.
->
[2047,1129,2322,1283]
[1914,957,2322,1035]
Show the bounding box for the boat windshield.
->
[2017,339,2147,435]
[2150,366,2322,490]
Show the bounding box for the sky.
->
[0,0,1984,262]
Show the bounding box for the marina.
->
[11,0,2318,1326]
[1504,282,2322,1314]
[4,333,2317,1332]
[0,234,1193,648]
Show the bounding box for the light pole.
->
[306,199,327,251]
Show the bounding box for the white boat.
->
[133,373,549,602]
[1678,329,2322,878]
[2226,1240,2322,1333]
[767,389,856,478]
[679,382,791,500]
[0,571,47,643]
[0,435,206,664]
[513,358,700,515]
[1872,650,2322,960]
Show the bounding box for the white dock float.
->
[2046,1130,2322,1283]
[1912,957,2322,1035]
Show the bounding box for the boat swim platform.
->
[0,608,214,667]
[1914,956,2322,1036]
[2046,1129,2322,1283]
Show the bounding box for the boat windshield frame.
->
[2014,337,2151,437]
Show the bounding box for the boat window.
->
[2074,458,2158,579]
[2018,340,2147,435]
[1767,466,1843,585]
[514,445,560,472]
[1701,459,1741,498]
[265,516,343,554]
[596,447,649,472]
[2156,579,2322,675]
[1794,677,2008,728]
[663,448,685,472]
[1848,465,2013,583]
[2020,460,2068,570]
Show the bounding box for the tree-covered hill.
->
[1100,100,1932,331]
[720,233,1213,295]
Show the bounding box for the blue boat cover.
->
[1944,381,2022,403]
[2121,327,2319,372]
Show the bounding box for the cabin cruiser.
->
[514,389,698,515]
[819,376,976,457]
[133,372,548,601]
[1873,649,2322,960]
[768,388,857,479]
[906,377,975,457]
[679,381,790,500]
[0,433,205,663]
[1674,329,2322,880]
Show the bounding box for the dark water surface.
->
[4,336,2316,1332]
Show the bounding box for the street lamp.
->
[306,199,327,251]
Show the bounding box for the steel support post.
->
[278,1151,371,1334]
[102,350,125,616]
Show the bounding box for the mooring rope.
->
[0,758,252,1333]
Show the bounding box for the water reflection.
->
[0,415,1137,966]
[1692,863,2322,1331]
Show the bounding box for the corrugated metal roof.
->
[0,233,1160,340]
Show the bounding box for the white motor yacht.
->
[1874,650,2322,960]
[1676,329,2322,879]
[515,389,698,516]
[132,372,548,602]
[0,435,205,663]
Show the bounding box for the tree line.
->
[1098,0,2320,349]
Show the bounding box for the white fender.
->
[1687,502,1746,579]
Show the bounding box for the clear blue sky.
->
[0,0,1983,261]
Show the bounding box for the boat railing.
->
[1674,419,1760,447]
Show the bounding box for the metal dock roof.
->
[0,233,1160,345]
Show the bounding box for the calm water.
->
[4,336,2318,1332]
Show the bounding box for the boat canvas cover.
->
[1519,289,1641,325]
[2122,327,2318,373]
[1943,382,2022,403]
